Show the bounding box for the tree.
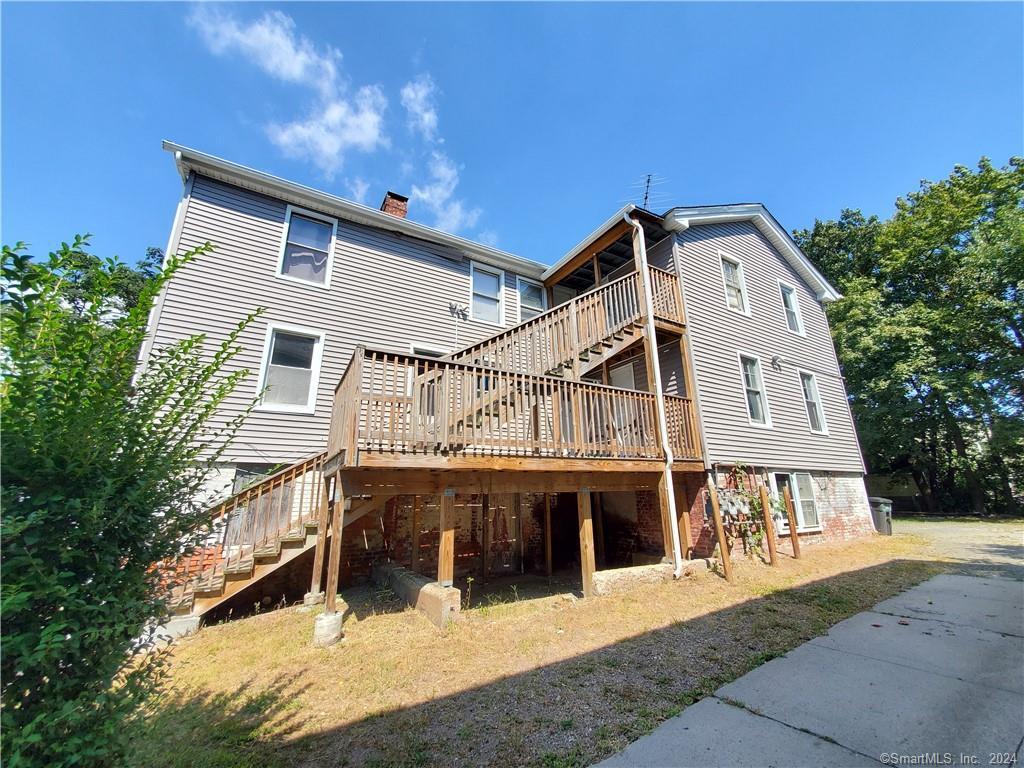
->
[795,157,1024,515]
[1,236,259,766]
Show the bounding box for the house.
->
[148,142,876,642]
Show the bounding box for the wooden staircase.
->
[167,452,327,618]
[448,268,683,380]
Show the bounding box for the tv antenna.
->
[623,174,670,210]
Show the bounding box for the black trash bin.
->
[868,497,893,535]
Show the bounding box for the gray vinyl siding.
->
[675,221,865,474]
[146,174,533,464]
[647,235,675,271]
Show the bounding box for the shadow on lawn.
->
[131,557,974,768]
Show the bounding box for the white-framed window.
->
[799,370,828,434]
[256,323,325,414]
[516,276,547,322]
[719,252,749,315]
[778,280,804,335]
[276,205,337,288]
[770,471,821,532]
[408,344,449,418]
[738,353,771,427]
[470,262,505,326]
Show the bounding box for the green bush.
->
[1,236,258,766]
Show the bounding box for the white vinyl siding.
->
[739,354,770,427]
[779,281,804,335]
[516,276,546,322]
[720,253,748,314]
[470,262,505,326]
[278,206,336,287]
[257,324,325,414]
[799,371,827,434]
[677,221,865,473]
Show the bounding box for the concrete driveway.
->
[599,565,1023,766]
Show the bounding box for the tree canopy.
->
[795,157,1023,515]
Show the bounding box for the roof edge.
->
[663,204,842,302]
[162,140,547,278]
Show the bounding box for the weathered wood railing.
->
[449,265,683,377]
[329,347,666,463]
[648,265,686,325]
[663,394,702,460]
[169,452,327,587]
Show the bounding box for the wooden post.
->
[758,484,779,566]
[324,472,346,613]
[675,479,693,561]
[657,473,675,562]
[593,492,606,569]
[410,495,422,572]
[480,494,489,584]
[577,489,596,598]
[438,489,456,587]
[706,478,734,583]
[544,494,553,581]
[783,486,802,559]
[308,473,332,596]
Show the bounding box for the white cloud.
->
[346,177,370,205]
[188,6,387,178]
[400,75,439,142]
[411,151,481,234]
[477,230,499,247]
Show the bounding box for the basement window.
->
[257,324,325,413]
[277,206,336,287]
[772,471,821,531]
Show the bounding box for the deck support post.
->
[438,489,456,588]
[783,486,802,559]
[577,489,596,598]
[410,495,421,572]
[593,492,606,569]
[305,472,333,605]
[706,476,734,583]
[544,494,553,581]
[758,483,779,566]
[314,471,347,647]
[674,479,693,561]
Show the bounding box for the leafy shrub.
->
[1,236,258,766]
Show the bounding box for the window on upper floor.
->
[779,282,804,334]
[278,207,336,287]
[739,354,771,426]
[517,277,546,322]
[800,371,828,434]
[720,254,748,314]
[470,262,504,325]
[257,325,325,413]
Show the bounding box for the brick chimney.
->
[380,191,409,219]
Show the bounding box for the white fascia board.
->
[663,204,842,303]
[163,141,547,280]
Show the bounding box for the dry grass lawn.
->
[128,533,955,768]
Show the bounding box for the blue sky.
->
[3,2,1022,267]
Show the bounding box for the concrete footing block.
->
[372,561,461,627]
[593,563,674,596]
[303,591,325,606]
[154,614,201,642]
[312,609,345,648]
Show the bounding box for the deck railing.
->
[648,265,686,325]
[664,394,702,460]
[168,452,327,587]
[329,347,665,462]
[449,266,683,377]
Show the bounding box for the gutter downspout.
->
[624,212,684,578]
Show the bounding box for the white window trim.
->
[407,343,450,394]
[718,250,751,317]
[515,275,547,323]
[255,322,326,415]
[768,470,823,533]
[736,351,772,428]
[275,204,338,291]
[797,368,829,435]
[469,261,506,327]
[777,279,806,336]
